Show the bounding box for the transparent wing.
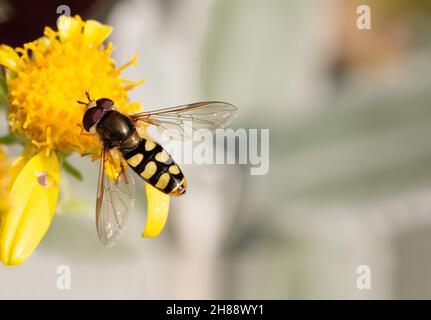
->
[96,149,135,247]
[130,101,238,139]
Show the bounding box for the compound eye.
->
[83,107,104,132]
[96,98,114,110]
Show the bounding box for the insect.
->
[78,92,237,246]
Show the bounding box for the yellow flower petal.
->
[7,146,33,191]
[57,15,83,42]
[83,20,112,48]
[0,150,60,265]
[0,146,9,215]
[142,184,170,238]
[0,44,22,72]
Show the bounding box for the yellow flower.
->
[2,16,142,156]
[0,16,170,265]
[0,146,9,215]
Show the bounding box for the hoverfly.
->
[78,92,237,246]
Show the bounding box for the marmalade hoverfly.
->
[78,92,237,245]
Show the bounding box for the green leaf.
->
[0,73,8,108]
[0,132,17,145]
[63,159,83,181]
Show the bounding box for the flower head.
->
[0,16,170,265]
[1,15,142,156]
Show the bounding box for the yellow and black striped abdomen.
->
[120,137,187,196]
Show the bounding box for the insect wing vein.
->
[96,149,135,246]
[131,101,237,139]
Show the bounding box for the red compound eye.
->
[96,98,114,110]
[83,107,104,132]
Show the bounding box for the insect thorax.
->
[96,110,139,148]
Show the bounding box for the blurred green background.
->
[2,0,431,299]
